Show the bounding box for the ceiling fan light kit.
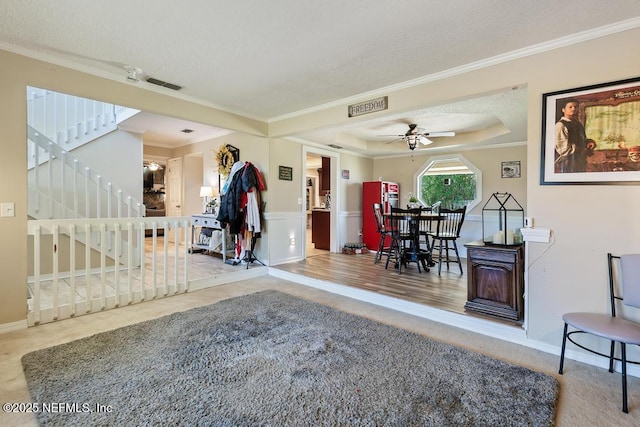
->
[382,123,454,151]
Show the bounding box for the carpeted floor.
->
[22,290,558,426]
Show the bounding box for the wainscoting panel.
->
[264,212,305,265]
[339,210,363,246]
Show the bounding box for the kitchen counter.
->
[311,209,330,250]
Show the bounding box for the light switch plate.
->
[1,202,15,217]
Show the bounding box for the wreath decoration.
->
[216,144,235,177]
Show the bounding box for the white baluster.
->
[138,223,146,301]
[69,224,76,316]
[73,159,79,218]
[116,189,122,218]
[96,175,101,219]
[52,225,59,320]
[60,151,67,218]
[182,219,189,291]
[127,222,134,304]
[114,222,121,307]
[48,142,53,219]
[107,183,113,219]
[84,223,91,313]
[34,137,40,213]
[99,222,107,310]
[163,222,169,296]
[33,224,42,324]
[85,167,90,217]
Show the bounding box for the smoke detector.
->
[124,66,143,83]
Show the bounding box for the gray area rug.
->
[22,290,558,426]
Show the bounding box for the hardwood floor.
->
[272,250,523,328]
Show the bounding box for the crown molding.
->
[269,17,640,123]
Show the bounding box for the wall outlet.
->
[1,202,15,217]
[524,217,533,228]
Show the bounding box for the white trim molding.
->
[521,227,551,243]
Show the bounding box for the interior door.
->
[167,157,183,217]
[166,157,183,244]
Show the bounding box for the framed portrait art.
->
[540,77,640,185]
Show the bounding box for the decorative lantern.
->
[482,192,524,246]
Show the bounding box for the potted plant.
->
[407,193,420,208]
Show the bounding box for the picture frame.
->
[278,165,293,181]
[501,161,521,178]
[540,77,640,185]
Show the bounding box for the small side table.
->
[190,214,231,261]
[464,240,525,321]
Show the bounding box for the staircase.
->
[27,87,143,219]
[25,88,193,326]
[27,87,139,169]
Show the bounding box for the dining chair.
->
[427,206,466,275]
[372,203,390,264]
[559,253,640,413]
[417,206,436,251]
[385,207,423,274]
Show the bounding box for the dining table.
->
[384,209,443,273]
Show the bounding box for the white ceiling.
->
[2,0,639,156]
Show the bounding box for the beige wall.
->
[339,153,373,213]
[373,145,527,216]
[269,138,303,212]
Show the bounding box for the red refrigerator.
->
[362,181,399,250]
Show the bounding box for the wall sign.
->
[278,165,293,181]
[348,96,388,117]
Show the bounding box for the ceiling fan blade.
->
[385,137,403,145]
[424,131,455,137]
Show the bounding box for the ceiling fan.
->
[384,124,455,151]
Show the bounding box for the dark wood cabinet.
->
[311,209,330,250]
[319,156,330,196]
[464,241,524,321]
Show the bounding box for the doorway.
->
[304,149,338,257]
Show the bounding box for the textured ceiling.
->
[1,0,639,155]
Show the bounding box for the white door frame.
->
[302,146,340,257]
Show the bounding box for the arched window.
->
[414,154,482,210]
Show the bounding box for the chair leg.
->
[384,238,393,269]
[375,235,384,264]
[559,323,568,374]
[608,340,616,373]
[622,343,628,414]
[452,240,463,274]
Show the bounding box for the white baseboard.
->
[0,319,28,334]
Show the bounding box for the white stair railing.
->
[27,217,191,326]
[26,87,140,169]
[27,125,144,220]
